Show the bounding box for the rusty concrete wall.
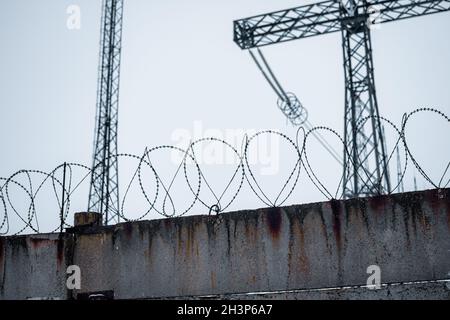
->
[73,188,450,299]
[1,188,449,299]
[0,233,72,299]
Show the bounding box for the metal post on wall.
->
[60,162,67,233]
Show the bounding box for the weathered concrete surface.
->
[0,188,449,299]
[72,188,450,299]
[0,233,73,299]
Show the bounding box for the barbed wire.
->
[0,108,448,235]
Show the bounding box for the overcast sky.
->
[1,0,449,233]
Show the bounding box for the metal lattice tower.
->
[340,0,390,197]
[88,0,124,224]
[233,0,450,198]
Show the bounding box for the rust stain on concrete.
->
[138,226,145,241]
[414,204,431,234]
[186,225,192,259]
[330,199,342,252]
[56,238,64,268]
[183,222,198,260]
[0,237,4,271]
[210,271,216,289]
[30,238,54,250]
[368,195,388,216]
[123,222,133,239]
[163,219,172,230]
[297,223,310,275]
[266,207,282,240]
[244,218,258,243]
[315,206,331,254]
[147,233,153,263]
[446,199,450,230]
[287,215,310,277]
[318,210,328,238]
[176,224,183,254]
[427,191,439,212]
[244,221,251,239]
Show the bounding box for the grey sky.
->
[1,0,449,233]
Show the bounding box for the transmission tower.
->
[88,0,124,224]
[233,0,450,198]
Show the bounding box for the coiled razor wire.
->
[0,108,448,235]
[401,108,450,189]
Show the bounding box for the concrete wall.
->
[0,233,72,299]
[1,188,449,299]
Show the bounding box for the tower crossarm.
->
[234,0,450,49]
